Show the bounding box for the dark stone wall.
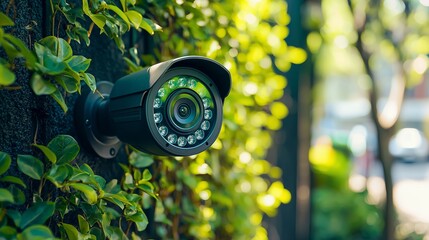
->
[0,1,128,182]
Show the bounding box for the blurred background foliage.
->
[309,136,383,240]
[305,0,429,239]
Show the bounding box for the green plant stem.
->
[0,86,22,90]
[88,22,95,38]
[125,221,132,236]
[49,0,56,35]
[38,178,45,195]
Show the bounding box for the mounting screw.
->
[109,148,116,156]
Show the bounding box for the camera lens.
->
[167,89,203,132]
[178,104,190,118]
[150,71,220,152]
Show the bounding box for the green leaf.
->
[0,188,14,203]
[129,151,154,168]
[140,18,155,35]
[30,73,56,95]
[78,215,90,234]
[0,151,11,175]
[90,14,107,30]
[34,43,67,75]
[142,169,152,181]
[66,55,91,72]
[51,89,68,112]
[125,10,142,29]
[0,226,17,239]
[124,172,135,190]
[82,0,90,15]
[69,183,98,204]
[19,225,54,240]
[0,64,16,86]
[55,197,68,219]
[19,202,55,229]
[107,4,130,30]
[61,223,81,239]
[81,72,96,92]
[39,36,73,60]
[47,135,79,165]
[127,211,148,231]
[32,144,57,163]
[55,75,79,93]
[0,176,26,188]
[0,12,14,26]
[17,155,44,180]
[9,185,26,205]
[7,210,22,226]
[46,164,72,186]
[79,163,95,175]
[3,34,37,68]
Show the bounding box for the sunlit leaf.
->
[3,34,37,67]
[0,64,15,86]
[69,183,98,204]
[30,74,56,95]
[78,214,90,234]
[125,10,142,29]
[106,4,130,30]
[32,144,57,164]
[61,223,81,239]
[0,12,14,26]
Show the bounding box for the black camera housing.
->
[74,56,231,158]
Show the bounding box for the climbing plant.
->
[0,0,302,239]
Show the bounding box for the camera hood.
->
[110,56,231,100]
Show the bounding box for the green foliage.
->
[0,136,156,239]
[309,137,383,239]
[0,13,35,87]
[122,0,296,238]
[1,0,300,238]
[312,189,383,240]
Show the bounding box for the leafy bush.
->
[0,0,300,239]
[309,137,383,240]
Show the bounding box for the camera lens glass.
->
[152,75,216,148]
[167,90,202,131]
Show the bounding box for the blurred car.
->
[389,128,429,162]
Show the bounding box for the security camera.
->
[74,56,231,158]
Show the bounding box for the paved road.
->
[351,159,429,237]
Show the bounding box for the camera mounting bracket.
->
[74,81,122,159]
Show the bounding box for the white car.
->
[389,128,429,162]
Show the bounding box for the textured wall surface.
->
[0,1,128,182]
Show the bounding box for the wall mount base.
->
[74,81,122,159]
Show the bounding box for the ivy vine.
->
[0,0,301,239]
